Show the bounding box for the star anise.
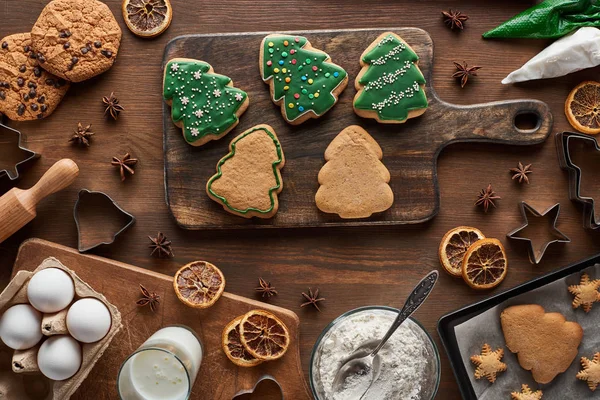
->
[103,92,125,120]
[69,123,94,146]
[475,184,501,212]
[442,9,469,30]
[111,153,138,181]
[148,232,174,258]
[256,277,278,298]
[510,162,532,184]
[301,288,325,312]
[452,62,481,88]
[136,284,160,312]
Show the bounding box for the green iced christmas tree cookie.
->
[353,32,428,124]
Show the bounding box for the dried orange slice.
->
[439,226,485,277]
[222,316,262,367]
[122,0,172,38]
[565,81,600,135]
[462,238,507,290]
[239,310,290,361]
[173,261,225,309]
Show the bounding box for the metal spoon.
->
[331,270,439,397]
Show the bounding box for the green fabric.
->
[483,0,600,39]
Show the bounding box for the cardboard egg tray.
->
[0,257,122,400]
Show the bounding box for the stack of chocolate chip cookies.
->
[0,0,122,121]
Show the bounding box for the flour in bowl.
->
[313,309,433,400]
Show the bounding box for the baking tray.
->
[437,252,600,399]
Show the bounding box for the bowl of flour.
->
[310,306,440,400]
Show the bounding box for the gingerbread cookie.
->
[0,33,69,121]
[206,124,284,219]
[568,272,600,312]
[500,304,583,384]
[470,343,507,383]
[260,34,348,125]
[315,125,394,219]
[31,0,121,82]
[163,58,248,147]
[511,384,543,400]
[577,352,600,391]
[354,32,428,123]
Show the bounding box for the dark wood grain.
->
[12,239,311,400]
[3,1,600,399]
[164,29,552,229]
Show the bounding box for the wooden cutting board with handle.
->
[163,28,553,229]
[11,239,311,400]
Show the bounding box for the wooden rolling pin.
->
[0,159,79,243]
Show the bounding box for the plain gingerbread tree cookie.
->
[315,125,394,219]
[206,124,285,219]
[354,32,428,123]
[164,58,249,147]
[500,304,583,384]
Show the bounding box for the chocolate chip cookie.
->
[31,0,122,82]
[0,33,69,121]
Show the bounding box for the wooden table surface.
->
[2,0,600,398]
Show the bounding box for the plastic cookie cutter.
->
[556,131,600,229]
[506,201,570,264]
[232,375,283,400]
[74,189,135,252]
[0,123,39,180]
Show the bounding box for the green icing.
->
[261,35,347,122]
[207,126,283,215]
[354,34,428,122]
[163,59,247,144]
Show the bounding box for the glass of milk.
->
[117,325,203,400]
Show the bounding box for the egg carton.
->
[0,257,122,400]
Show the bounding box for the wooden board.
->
[11,239,311,400]
[163,28,553,229]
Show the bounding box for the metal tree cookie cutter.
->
[556,131,600,229]
[0,123,39,180]
[74,189,135,252]
[506,201,570,264]
[232,375,283,400]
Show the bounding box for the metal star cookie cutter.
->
[0,123,39,180]
[556,131,600,229]
[506,202,570,264]
[73,189,136,252]
[232,375,283,399]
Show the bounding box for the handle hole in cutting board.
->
[514,111,541,133]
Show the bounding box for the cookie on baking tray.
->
[260,34,348,125]
[0,33,69,121]
[568,272,600,312]
[206,124,284,219]
[511,384,543,400]
[315,125,394,219]
[469,343,507,383]
[500,304,583,384]
[163,58,249,147]
[577,352,600,391]
[30,0,122,82]
[353,32,428,123]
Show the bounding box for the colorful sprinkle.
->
[267,60,272,67]
[284,85,289,91]
[309,93,314,99]
[305,58,311,64]
[298,106,304,112]
[290,49,295,54]
[301,76,307,81]
[282,68,287,73]
[268,48,274,54]
[283,40,289,46]
[333,72,339,78]
[294,93,300,99]
[274,68,280,73]
[325,72,330,78]
[291,59,297,65]
[281,52,288,58]
[308,79,314,84]
[314,92,320,98]
[301,89,308,94]
[278,60,284,66]
[295,37,300,42]
[285,77,291,83]
[312,66,318,71]
[268,42,274,47]
[288,103,294,108]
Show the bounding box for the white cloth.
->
[502,27,600,84]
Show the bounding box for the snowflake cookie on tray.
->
[354,32,428,124]
[260,34,348,125]
[163,58,249,147]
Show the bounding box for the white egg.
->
[0,304,43,350]
[27,268,75,313]
[67,298,111,343]
[38,335,81,380]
